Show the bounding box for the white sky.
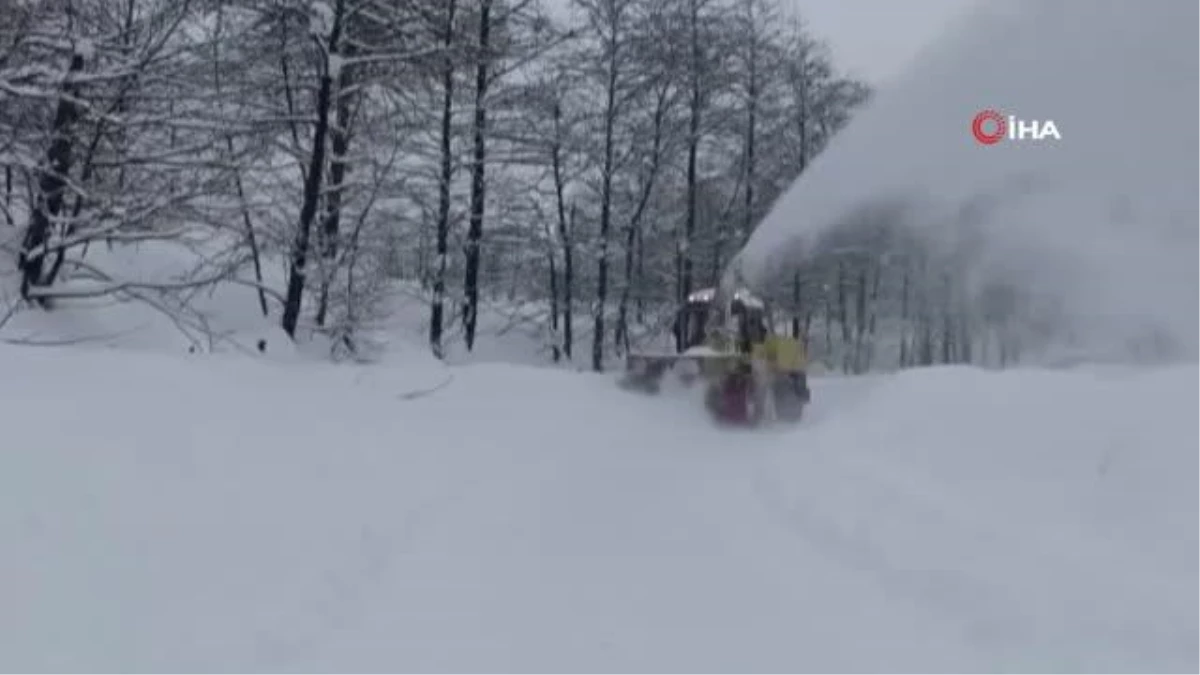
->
[784,0,973,85]
[542,0,974,86]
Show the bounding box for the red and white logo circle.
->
[971,109,1006,145]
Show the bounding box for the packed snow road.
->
[1,344,1195,672]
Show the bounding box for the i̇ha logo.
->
[971,109,1061,145]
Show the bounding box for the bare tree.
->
[572,0,641,371]
[280,0,345,338]
[0,0,884,368]
[461,0,493,351]
[429,0,459,359]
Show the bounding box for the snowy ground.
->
[2,341,1195,672]
[1,1,1194,668]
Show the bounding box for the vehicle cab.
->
[674,287,770,353]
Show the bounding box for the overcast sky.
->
[544,0,973,86]
[785,0,971,85]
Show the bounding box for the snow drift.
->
[1,342,1195,672]
[732,0,1198,362]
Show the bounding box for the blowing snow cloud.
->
[733,0,1199,362]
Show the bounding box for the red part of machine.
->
[707,369,761,426]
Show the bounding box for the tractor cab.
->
[675,287,769,353]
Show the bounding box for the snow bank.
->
[380,281,603,370]
[1,238,294,358]
[1,343,1193,671]
[733,0,1198,361]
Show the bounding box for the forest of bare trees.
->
[3,0,1051,374]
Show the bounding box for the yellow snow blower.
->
[619,286,810,426]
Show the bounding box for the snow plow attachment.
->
[618,348,734,394]
[618,353,678,394]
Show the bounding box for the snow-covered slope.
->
[733,0,1198,361]
[2,343,1194,672]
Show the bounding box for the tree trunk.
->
[616,88,667,356]
[676,0,702,350]
[3,166,12,228]
[899,262,911,368]
[634,224,645,324]
[430,0,457,358]
[837,259,850,371]
[547,247,560,362]
[19,52,85,303]
[462,0,493,352]
[941,274,955,364]
[864,260,882,372]
[562,203,576,361]
[592,18,620,372]
[790,271,802,338]
[742,1,758,246]
[316,44,356,328]
[789,46,811,347]
[823,283,833,368]
[281,0,343,338]
[854,263,868,372]
[212,1,268,317]
[551,100,573,361]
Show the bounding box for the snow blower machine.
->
[618,286,811,426]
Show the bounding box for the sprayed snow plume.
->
[733,0,1198,364]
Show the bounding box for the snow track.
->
[750,370,1197,672]
[0,346,1195,671]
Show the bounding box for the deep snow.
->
[1,342,1195,672]
[733,0,1199,361]
[1,1,1196,671]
